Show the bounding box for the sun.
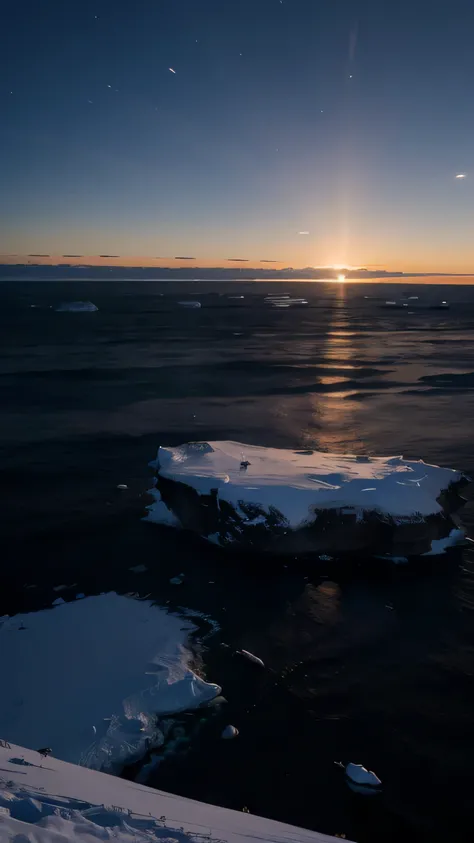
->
[337,273,346,282]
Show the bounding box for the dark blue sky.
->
[2,0,474,271]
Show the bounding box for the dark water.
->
[1,280,474,843]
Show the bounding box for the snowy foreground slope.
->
[147,441,469,557]
[0,743,345,843]
[0,594,220,773]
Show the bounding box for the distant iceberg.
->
[56,300,98,312]
[178,300,201,308]
[146,441,471,558]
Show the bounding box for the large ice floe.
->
[0,742,343,843]
[0,594,220,774]
[146,441,471,558]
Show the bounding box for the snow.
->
[0,742,343,843]
[148,441,464,528]
[55,301,98,312]
[0,593,220,773]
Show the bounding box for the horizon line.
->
[2,262,474,280]
[1,255,474,275]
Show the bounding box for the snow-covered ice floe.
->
[0,593,220,774]
[55,300,98,312]
[145,441,472,558]
[0,742,345,843]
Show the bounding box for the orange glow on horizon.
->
[1,255,474,283]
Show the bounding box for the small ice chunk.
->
[117,484,128,490]
[422,528,465,556]
[239,649,265,667]
[75,593,85,599]
[56,301,98,312]
[170,575,184,585]
[53,597,65,606]
[345,763,381,787]
[374,555,408,564]
[221,725,239,739]
[129,564,148,573]
[178,301,201,308]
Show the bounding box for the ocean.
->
[1,280,474,843]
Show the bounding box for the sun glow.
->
[337,274,346,282]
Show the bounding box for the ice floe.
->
[146,441,470,557]
[0,593,220,773]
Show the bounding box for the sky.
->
[2,0,474,272]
